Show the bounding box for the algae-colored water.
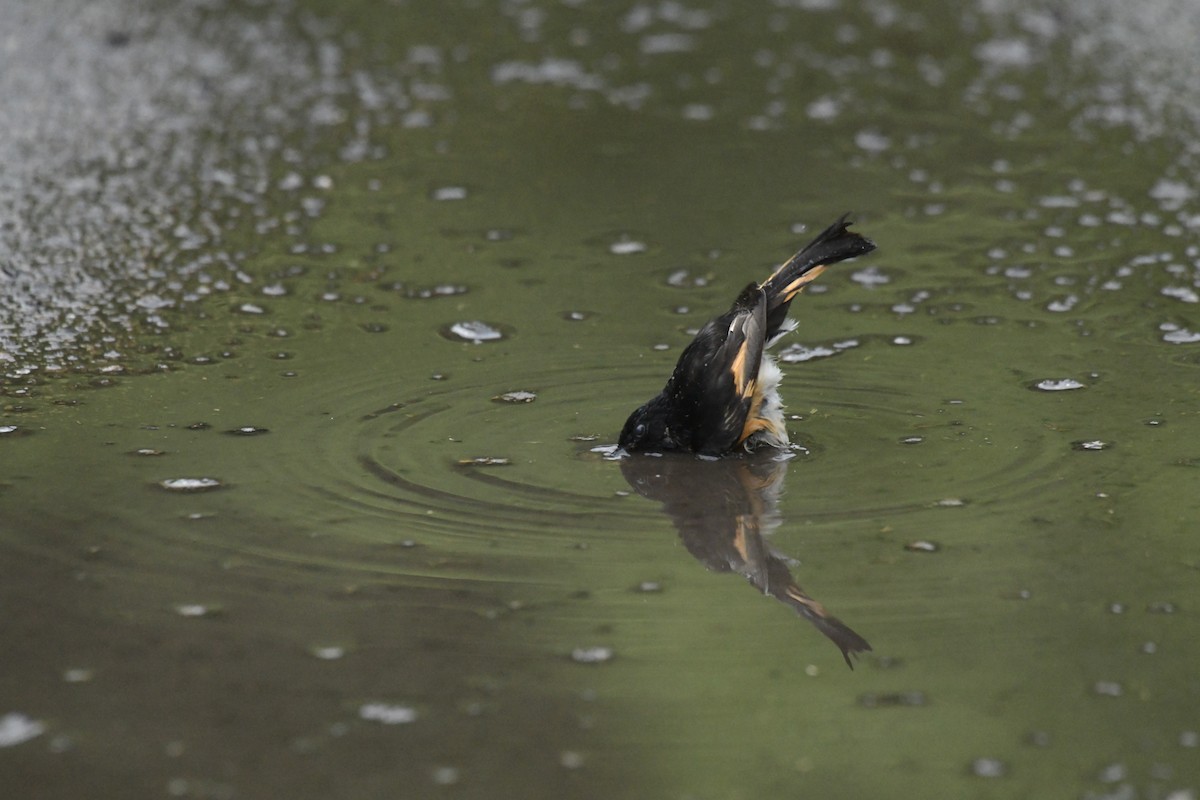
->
[2,1,1198,798]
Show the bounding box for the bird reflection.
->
[620,452,871,668]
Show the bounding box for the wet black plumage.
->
[619,215,875,456]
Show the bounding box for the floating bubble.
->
[970,758,1008,778]
[174,604,219,617]
[610,239,647,255]
[225,427,270,436]
[0,713,45,748]
[431,766,460,786]
[431,186,467,201]
[158,478,225,492]
[359,703,418,724]
[570,646,614,664]
[1162,327,1200,344]
[850,265,890,286]
[310,646,345,660]
[665,269,708,288]
[1032,378,1086,391]
[492,391,537,404]
[441,320,508,343]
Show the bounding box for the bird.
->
[619,214,875,456]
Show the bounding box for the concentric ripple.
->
[257,335,1091,567]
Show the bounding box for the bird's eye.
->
[634,423,647,438]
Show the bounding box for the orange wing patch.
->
[774,263,828,303]
[728,335,757,401]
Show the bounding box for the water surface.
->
[2,1,1199,798]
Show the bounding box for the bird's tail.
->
[760,214,876,337]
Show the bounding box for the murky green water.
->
[3,0,1199,798]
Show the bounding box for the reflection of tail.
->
[781,583,873,669]
[620,452,872,669]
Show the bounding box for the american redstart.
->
[619,214,876,455]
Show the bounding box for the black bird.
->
[619,215,875,456]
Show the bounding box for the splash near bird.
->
[619,215,876,455]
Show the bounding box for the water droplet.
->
[609,238,646,255]
[129,448,166,456]
[62,668,93,683]
[431,766,459,785]
[900,436,924,445]
[570,646,614,664]
[851,266,890,286]
[905,540,940,552]
[0,713,46,748]
[492,391,537,404]
[1033,378,1086,391]
[970,758,1008,778]
[405,284,468,299]
[359,703,418,724]
[441,320,508,343]
[456,457,511,467]
[158,478,225,492]
[778,344,838,363]
[1146,601,1177,614]
[1072,440,1112,451]
[1162,327,1200,344]
[310,645,346,661]
[635,581,662,593]
[225,426,269,436]
[935,498,967,507]
[854,129,891,153]
[1093,680,1123,697]
[560,750,586,769]
[431,186,468,201]
[174,604,219,618]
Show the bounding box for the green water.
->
[3,1,1199,798]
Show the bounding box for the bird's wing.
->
[677,284,767,454]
